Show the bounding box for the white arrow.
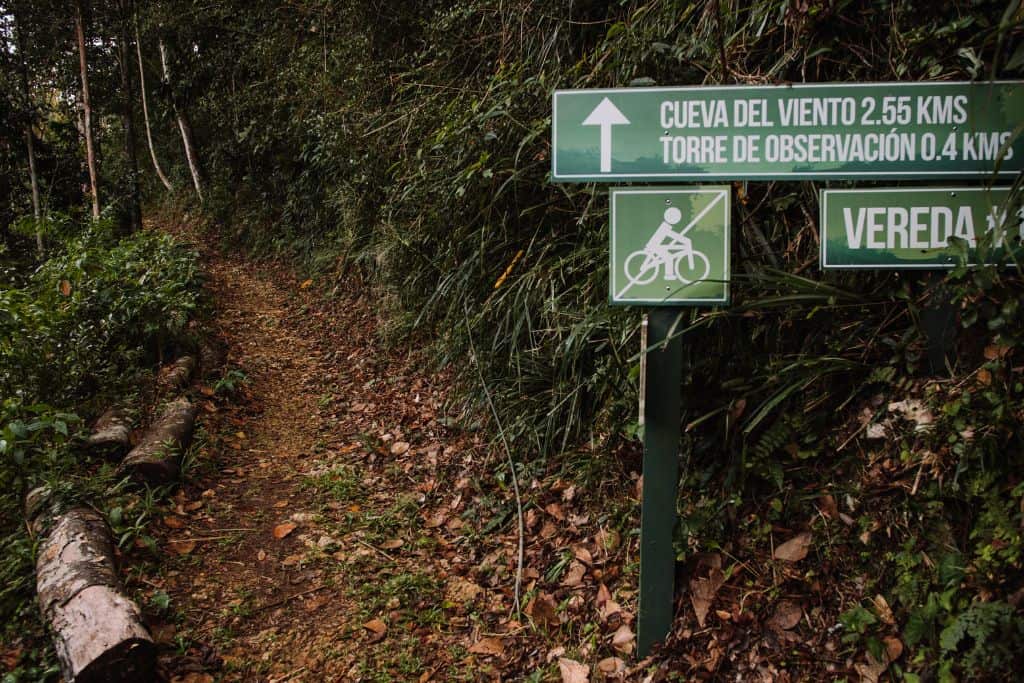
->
[582,97,630,173]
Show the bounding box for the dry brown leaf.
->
[273,522,297,539]
[558,657,590,683]
[562,561,587,587]
[872,594,895,625]
[380,539,404,550]
[611,623,635,655]
[468,637,504,656]
[767,600,803,631]
[390,441,410,456]
[596,583,611,609]
[362,618,387,643]
[883,636,904,662]
[163,516,186,529]
[273,500,289,508]
[689,566,725,627]
[281,554,302,566]
[596,656,625,676]
[540,521,557,539]
[300,279,313,289]
[854,653,887,683]
[59,280,72,297]
[546,502,566,521]
[167,539,196,556]
[446,577,483,603]
[257,550,267,561]
[525,592,559,627]
[773,532,812,562]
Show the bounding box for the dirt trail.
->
[150,239,479,681]
[146,227,649,683]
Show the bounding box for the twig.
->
[355,538,396,563]
[256,585,329,612]
[463,300,525,615]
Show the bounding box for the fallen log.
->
[118,398,198,485]
[160,355,196,391]
[198,338,227,377]
[36,507,155,682]
[84,407,132,460]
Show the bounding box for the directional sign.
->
[610,187,730,305]
[821,187,1023,269]
[553,81,1024,181]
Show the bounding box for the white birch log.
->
[85,408,132,460]
[118,398,198,485]
[36,507,155,682]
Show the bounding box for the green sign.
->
[610,187,730,305]
[552,81,1024,181]
[821,187,1022,269]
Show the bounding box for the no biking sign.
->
[609,187,730,305]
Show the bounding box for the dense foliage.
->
[0,221,202,671]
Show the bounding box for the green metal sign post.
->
[638,309,683,657]
[609,187,731,654]
[553,81,1023,181]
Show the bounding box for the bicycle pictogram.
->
[622,206,711,288]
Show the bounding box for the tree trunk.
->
[159,37,204,202]
[12,3,43,254]
[74,0,100,220]
[135,22,173,192]
[118,397,198,485]
[86,407,133,460]
[117,0,142,233]
[36,507,156,682]
[159,355,196,391]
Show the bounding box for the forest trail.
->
[149,224,497,682]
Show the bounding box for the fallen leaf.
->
[562,561,587,587]
[390,441,410,455]
[380,539,404,550]
[596,656,625,676]
[468,637,504,656]
[273,522,297,539]
[883,635,903,662]
[854,652,887,683]
[163,516,186,529]
[611,623,635,655]
[167,539,196,555]
[175,674,213,683]
[546,502,566,520]
[525,592,558,627]
[690,566,726,627]
[558,657,590,683]
[767,600,802,631]
[977,368,992,385]
[773,532,812,562]
[446,578,483,603]
[363,618,387,643]
[281,554,302,566]
[273,500,289,508]
[257,550,267,561]
[59,280,72,297]
[872,594,895,625]
[300,279,313,289]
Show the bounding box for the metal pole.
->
[637,307,683,657]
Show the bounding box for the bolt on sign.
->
[821,187,1023,268]
[552,81,1024,181]
[609,187,730,305]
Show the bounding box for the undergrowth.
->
[0,218,202,675]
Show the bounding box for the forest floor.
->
[133,217,861,682]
